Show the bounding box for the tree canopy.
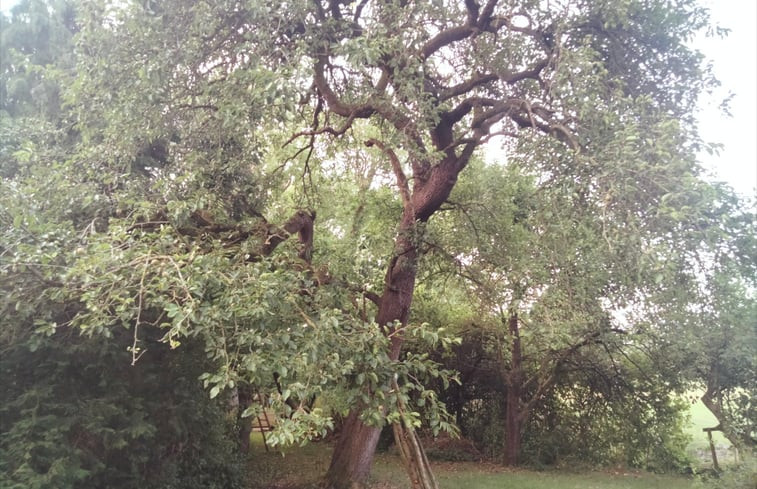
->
[1,1,754,488]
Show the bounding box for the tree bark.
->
[325,211,420,488]
[237,383,254,453]
[325,410,385,488]
[504,313,523,466]
[324,143,467,489]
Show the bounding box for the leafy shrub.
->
[0,328,244,489]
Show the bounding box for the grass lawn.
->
[247,435,695,489]
[684,395,738,468]
[434,468,694,489]
[245,393,734,488]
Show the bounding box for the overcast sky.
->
[1,0,755,198]
[694,0,757,200]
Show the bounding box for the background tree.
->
[1,3,244,487]
[417,125,712,467]
[637,185,756,455]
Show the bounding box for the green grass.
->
[244,393,729,487]
[247,441,695,489]
[683,395,739,468]
[435,468,693,489]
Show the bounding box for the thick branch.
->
[365,139,412,209]
[502,58,549,84]
[478,0,499,28]
[464,0,480,25]
[440,73,500,101]
[422,0,510,58]
[421,25,475,60]
[313,56,374,118]
[457,139,482,168]
[262,210,316,262]
[441,96,499,128]
[362,290,382,306]
[374,105,428,158]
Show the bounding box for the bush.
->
[0,328,244,489]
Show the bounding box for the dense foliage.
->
[419,157,751,471]
[1,0,754,488]
[0,1,452,487]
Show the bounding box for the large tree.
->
[254,1,714,486]
[417,123,715,467]
[2,1,456,486]
[3,0,721,488]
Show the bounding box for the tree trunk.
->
[504,388,522,466]
[324,148,464,488]
[237,384,254,453]
[504,313,523,466]
[325,211,428,489]
[325,410,385,489]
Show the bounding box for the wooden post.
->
[703,427,721,472]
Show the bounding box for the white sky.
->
[694,1,757,200]
[1,0,755,198]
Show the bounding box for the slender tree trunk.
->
[704,428,721,472]
[701,382,751,453]
[504,389,522,466]
[504,313,523,466]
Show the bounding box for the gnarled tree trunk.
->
[701,380,755,455]
[325,210,421,488]
[325,155,457,487]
